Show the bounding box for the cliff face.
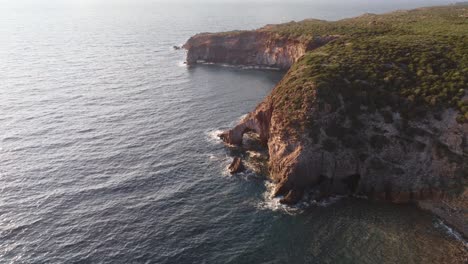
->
[183,31,338,69]
[220,83,467,205]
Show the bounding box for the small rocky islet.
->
[184,5,467,238]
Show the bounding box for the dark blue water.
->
[1,1,466,263]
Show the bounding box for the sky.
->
[0,0,458,14]
[116,0,455,3]
[1,0,456,3]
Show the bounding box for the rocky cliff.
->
[221,90,467,205]
[183,30,338,69]
[184,5,468,236]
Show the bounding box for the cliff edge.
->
[183,30,338,69]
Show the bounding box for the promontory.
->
[183,5,468,237]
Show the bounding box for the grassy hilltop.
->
[261,5,468,126]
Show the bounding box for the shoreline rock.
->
[228,157,245,174]
[417,190,468,240]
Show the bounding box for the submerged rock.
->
[229,157,245,174]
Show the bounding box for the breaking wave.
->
[434,219,468,248]
[256,181,303,215]
[256,182,346,215]
[205,129,224,144]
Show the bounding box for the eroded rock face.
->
[183,31,338,69]
[219,101,273,146]
[219,77,467,205]
[298,108,467,203]
[229,157,245,174]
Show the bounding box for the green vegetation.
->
[264,6,468,37]
[268,5,468,124]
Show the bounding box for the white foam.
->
[310,196,344,207]
[205,129,224,144]
[177,61,187,67]
[205,114,248,144]
[256,181,303,215]
[256,181,347,214]
[221,157,242,177]
[240,65,281,71]
[208,154,220,161]
[434,219,468,248]
[246,150,262,158]
[226,113,248,127]
[194,61,281,71]
[170,44,184,51]
[222,165,231,177]
[205,153,233,176]
[238,113,248,121]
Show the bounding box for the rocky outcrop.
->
[229,157,245,174]
[219,101,273,146]
[220,85,467,205]
[183,31,338,69]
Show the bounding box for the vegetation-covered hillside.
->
[265,5,468,124]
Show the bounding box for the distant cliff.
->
[183,31,338,69]
[184,5,468,237]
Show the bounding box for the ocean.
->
[0,1,465,263]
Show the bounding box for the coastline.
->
[183,4,468,240]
